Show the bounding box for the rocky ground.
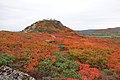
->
[0,66,35,80]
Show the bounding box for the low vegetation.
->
[0,20,120,79]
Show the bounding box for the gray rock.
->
[23,24,36,33]
[51,35,56,38]
[0,66,36,80]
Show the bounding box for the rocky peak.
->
[22,19,68,33]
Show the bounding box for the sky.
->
[0,0,120,31]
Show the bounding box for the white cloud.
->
[0,0,120,31]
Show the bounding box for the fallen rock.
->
[0,66,36,80]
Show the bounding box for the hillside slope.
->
[0,19,120,80]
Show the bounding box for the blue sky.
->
[0,0,120,31]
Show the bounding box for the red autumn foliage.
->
[0,24,120,79]
[107,52,120,77]
[77,62,100,80]
[67,78,78,80]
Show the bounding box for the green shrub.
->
[37,52,81,79]
[63,69,81,79]
[0,53,14,65]
[50,71,60,77]
[103,69,116,76]
[37,59,53,76]
[51,52,61,57]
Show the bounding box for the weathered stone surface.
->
[23,24,36,33]
[0,66,36,80]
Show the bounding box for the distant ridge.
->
[76,27,120,38]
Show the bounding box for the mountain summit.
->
[22,19,84,38]
[22,19,69,33]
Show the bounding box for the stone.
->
[0,66,36,80]
[45,40,56,43]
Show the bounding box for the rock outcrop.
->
[0,66,35,80]
[22,19,68,33]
